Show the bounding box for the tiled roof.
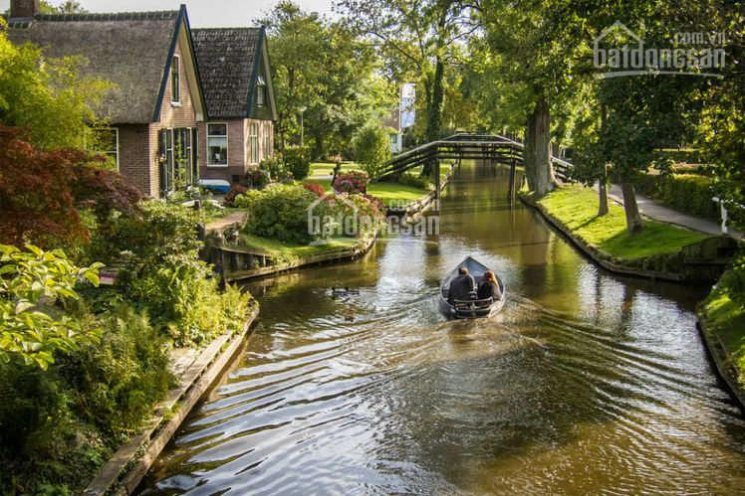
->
[6,11,181,123]
[192,28,261,119]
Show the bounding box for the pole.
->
[300,110,304,148]
[508,149,517,203]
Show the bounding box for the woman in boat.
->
[477,271,502,301]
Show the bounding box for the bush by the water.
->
[0,245,173,494]
[397,172,434,191]
[235,184,320,244]
[635,173,718,220]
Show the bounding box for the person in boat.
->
[448,267,476,303]
[477,270,502,301]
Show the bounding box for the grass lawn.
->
[240,233,360,263]
[304,178,430,206]
[700,275,745,388]
[309,162,361,177]
[538,185,709,260]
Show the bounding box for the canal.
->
[140,163,745,494]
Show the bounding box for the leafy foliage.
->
[236,184,320,244]
[0,26,110,150]
[0,124,141,248]
[224,184,249,207]
[283,145,311,179]
[352,122,392,179]
[333,171,369,194]
[0,244,102,370]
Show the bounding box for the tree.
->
[0,22,109,150]
[259,2,393,159]
[352,122,392,179]
[337,0,474,173]
[0,124,141,248]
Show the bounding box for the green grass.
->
[240,233,359,263]
[303,178,430,206]
[700,276,745,387]
[309,162,361,177]
[538,185,709,260]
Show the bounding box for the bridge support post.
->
[434,159,441,202]
[508,150,517,203]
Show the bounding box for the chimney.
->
[10,0,40,19]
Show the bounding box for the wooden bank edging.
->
[223,233,378,282]
[519,194,685,282]
[696,314,745,412]
[83,304,260,496]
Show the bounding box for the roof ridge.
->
[192,27,262,31]
[30,11,180,22]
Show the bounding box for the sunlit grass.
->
[538,185,709,260]
[303,178,429,206]
[240,233,359,262]
[700,283,745,387]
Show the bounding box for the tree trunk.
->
[422,56,445,176]
[621,181,643,233]
[598,164,609,216]
[525,95,555,197]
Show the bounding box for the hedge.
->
[635,173,719,221]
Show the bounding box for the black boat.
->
[439,256,506,318]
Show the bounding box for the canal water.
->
[140,163,745,495]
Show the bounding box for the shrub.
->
[236,184,319,244]
[635,173,718,220]
[0,124,141,249]
[0,244,102,370]
[303,182,327,197]
[224,184,248,206]
[283,146,311,180]
[259,155,293,183]
[352,123,392,179]
[397,172,434,191]
[246,168,270,189]
[333,171,369,194]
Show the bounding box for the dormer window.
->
[171,55,181,104]
[256,75,266,107]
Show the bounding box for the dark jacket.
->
[448,274,475,302]
[477,280,502,300]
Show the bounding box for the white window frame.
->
[248,122,259,165]
[108,128,120,171]
[207,122,229,167]
[256,75,267,107]
[171,55,181,106]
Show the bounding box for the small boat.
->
[439,256,506,319]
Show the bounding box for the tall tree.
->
[336,0,475,173]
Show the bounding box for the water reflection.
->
[139,163,745,495]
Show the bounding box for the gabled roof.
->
[6,7,202,124]
[192,27,276,120]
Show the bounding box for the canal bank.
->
[84,304,259,496]
[139,163,745,495]
[520,184,745,411]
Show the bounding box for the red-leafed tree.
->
[0,124,141,248]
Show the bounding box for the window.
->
[85,127,119,170]
[256,75,267,106]
[248,122,259,164]
[263,122,272,159]
[171,55,180,104]
[207,123,228,166]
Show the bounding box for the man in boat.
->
[448,267,476,303]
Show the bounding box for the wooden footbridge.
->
[377,133,573,200]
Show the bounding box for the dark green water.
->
[139,163,745,495]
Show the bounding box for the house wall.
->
[144,28,201,197]
[116,124,152,195]
[198,120,246,182]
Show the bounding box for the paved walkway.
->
[607,184,743,239]
[206,211,248,233]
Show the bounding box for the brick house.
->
[6,1,207,198]
[192,27,277,184]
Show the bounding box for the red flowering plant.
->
[303,182,327,198]
[332,171,369,194]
